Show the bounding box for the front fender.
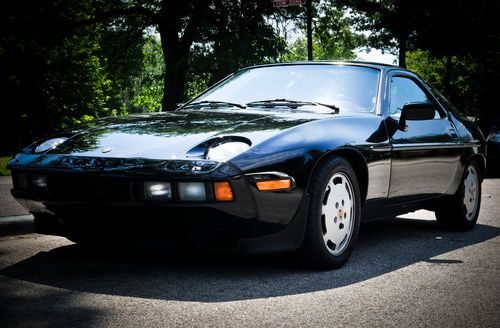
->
[230,115,391,224]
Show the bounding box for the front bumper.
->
[8,155,307,253]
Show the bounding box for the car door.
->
[387,74,462,202]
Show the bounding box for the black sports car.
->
[8,62,486,269]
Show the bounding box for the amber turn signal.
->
[214,181,234,201]
[256,179,292,191]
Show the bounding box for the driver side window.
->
[390,76,440,118]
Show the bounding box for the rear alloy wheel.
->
[435,161,481,230]
[302,157,361,269]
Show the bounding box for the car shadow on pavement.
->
[1,217,499,302]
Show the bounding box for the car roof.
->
[241,60,406,73]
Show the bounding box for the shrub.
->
[0,157,12,176]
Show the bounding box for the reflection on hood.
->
[52,110,325,160]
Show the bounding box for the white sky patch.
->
[355,48,397,65]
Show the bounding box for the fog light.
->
[178,182,206,201]
[214,181,234,202]
[32,175,48,189]
[144,181,172,200]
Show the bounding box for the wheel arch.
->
[467,153,486,181]
[308,147,369,204]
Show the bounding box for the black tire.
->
[435,161,481,230]
[301,156,361,269]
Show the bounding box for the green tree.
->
[79,0,285,110]
[0,0,117,154]
[335,0,428,67]
[408,0,499,128]
[98,15,148,114]
[0,0,289,154]
[407,50,481,118]
[337,0,499,127]
[282,3,361,61]
[188,0,286,87]
[129,36,164,112]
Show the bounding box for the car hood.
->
[50,110,326,160]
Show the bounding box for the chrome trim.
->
[245,171,292,179]
[392,141,480,151]
[375,69,384,116]
[369,145,392,152]
[463,140,482,147]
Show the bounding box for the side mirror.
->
[399,101,436,131]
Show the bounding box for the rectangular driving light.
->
[32,175,48,190]
[144,181,172,200]
[256,179,292,191]
[178,182,206,201]
[214,181,234,202]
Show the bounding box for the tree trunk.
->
[443,54,453,96]
[306,0,313,60]
[157,0,207,111]
[159,23,190,111]
[398,36,407,68]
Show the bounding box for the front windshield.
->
[193,64,380,112]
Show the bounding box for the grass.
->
[0,156,12,176]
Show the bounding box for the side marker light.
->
[256,179,292,191]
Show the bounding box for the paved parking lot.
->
[0,177,499,327]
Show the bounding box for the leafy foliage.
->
[338,0,499,127]
[186,0,287,93]
[0,1,115,154]
[405,0,499,128]
[335,0,430,67]
[128,36,164,112]
[407,50,482,118]
[0,157,12,176]
[281,4,361,61]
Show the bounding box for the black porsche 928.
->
[8,62,486,269]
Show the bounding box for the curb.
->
[0,214,34,225]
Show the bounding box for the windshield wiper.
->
[246,99,339,113]
[180,100,246,110]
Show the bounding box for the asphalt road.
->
[0,178,499,327]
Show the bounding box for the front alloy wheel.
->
[302,157,361,269]
[321,172,356,255]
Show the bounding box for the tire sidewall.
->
[306,157,362,266]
